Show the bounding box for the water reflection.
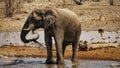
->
[46,64,55,68]
[57,64,65,68]
[45,63,78,68]
[0,58,120,68]
[46,64,65,68]
[72,64,78,68]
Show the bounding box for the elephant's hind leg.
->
[54,29,64,64]
[62,42,67,57]
[71,31,81,63]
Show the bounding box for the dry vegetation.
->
[0,0,120,31]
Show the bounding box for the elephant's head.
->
[20,8,56,43]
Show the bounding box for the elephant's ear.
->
[48,15,55,24]
[31,10,42,21]
[44,15,56,29]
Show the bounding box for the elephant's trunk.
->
[20,30,30,43]
[20,23,39,43]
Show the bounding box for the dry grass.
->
[0,1,120,31]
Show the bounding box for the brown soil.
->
[0,46,120,61]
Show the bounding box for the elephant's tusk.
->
[23,24,34,31]
[23,27,31,31]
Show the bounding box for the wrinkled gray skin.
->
[20,7,81,64]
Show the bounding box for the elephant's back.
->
[57,8,78,19]
[56,8,80,28]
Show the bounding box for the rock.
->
[111,63,120,67]
[78,41,88,51]
[88,43,119,50]
[0,55,8,58]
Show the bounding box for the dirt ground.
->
[0,1,120,32]
[0,45,120,61]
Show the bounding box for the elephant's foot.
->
[71,58,78,63]
[56,59,64,64]
[46,59,56,64]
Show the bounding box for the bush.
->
[109,0,113,5]
[3,0,24,17]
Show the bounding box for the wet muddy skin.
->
[0,57,120,68]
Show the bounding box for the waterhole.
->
[0,31,119,46]
[0,58,120,68]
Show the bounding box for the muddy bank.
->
[0,46,120,61]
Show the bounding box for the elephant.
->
[20,7,81,64]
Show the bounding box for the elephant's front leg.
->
[45,31,55,64]
[54,30,64,64]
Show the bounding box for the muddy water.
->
[0,57,120,68]
[0,31,120,46]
